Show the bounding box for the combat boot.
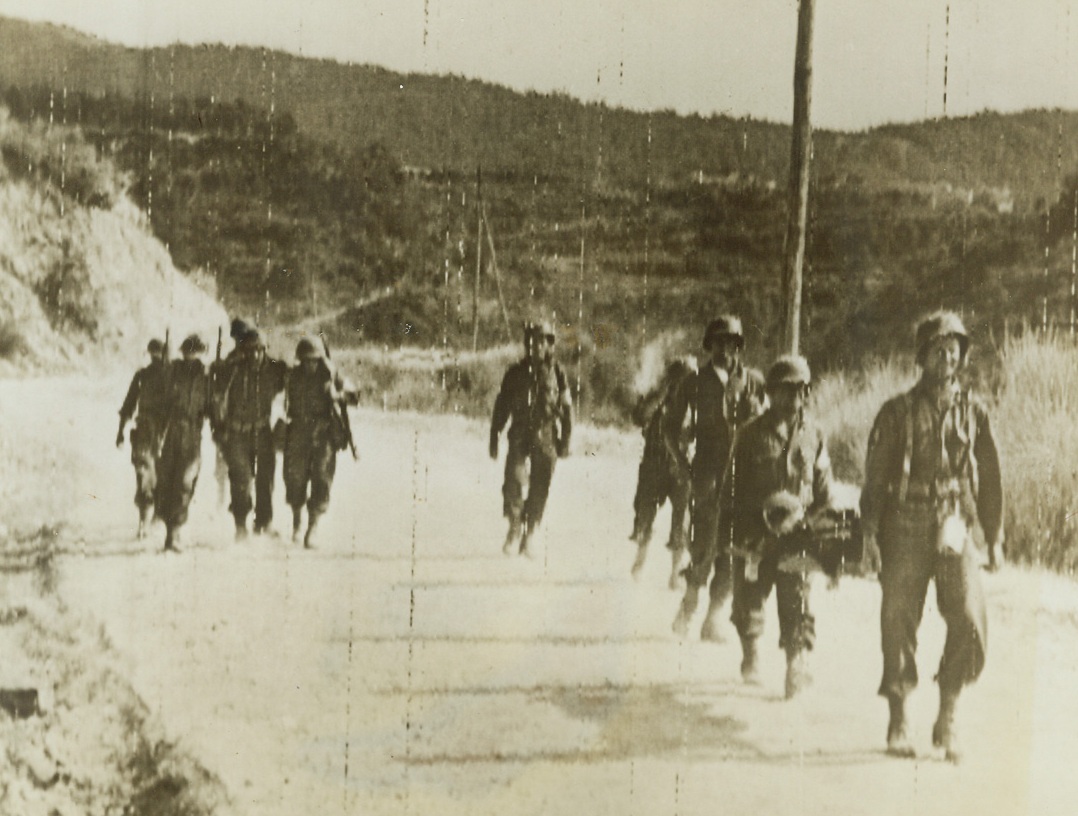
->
[668,548,686,591]
[933,688,961,764]
[164,524,183,554]
[234,521,249,542]
[699,597,726,643]
[502,518,522,555]
[291,507,303,544]
[886,695,916,758]
[163,525,174,552]
[137,506,151,540]
[304,512,322,549]
[738,637,762,685]
[672,585,700,637]
[519,523,540,559]
[784,649,812,699]
[629,542,649,580]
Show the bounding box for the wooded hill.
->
[2,14,1078,409]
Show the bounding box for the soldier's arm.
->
[661,373,694,472]
[973,403,1004,555]
[744,368,769,420]
[117,371,141,445]
[489,367,515,458]
[860,403,901,538]
[809,427,836,512]
[556,364,573,457]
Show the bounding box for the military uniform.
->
[629,357,696,583]
[665,361,766,617]
[490,323,572,555]
[862,311,1004,761]
[284,338,352,547]
[862,381,1002,752]
[155,342,211,550]
[117,342,171,536]
[724,406,833,666]
[216,332,287,536]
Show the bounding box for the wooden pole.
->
[480,203,514,343]
[781,0,816,355]
[473,166,483,352]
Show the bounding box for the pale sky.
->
[0,0,1075,131]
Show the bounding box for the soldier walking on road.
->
[489,321,573,558]
[283,337,355,548]
[155,334,211,553]
[723,355,834,698]
[668,316,767,640]
[861,311,1003,763]
[117,338,171,539]
[217,328,287,540]
[211,318,249,510]
[628,354,697,585]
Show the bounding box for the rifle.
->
[319,333,358,461]
[157,327,173,458]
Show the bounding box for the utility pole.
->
[473,166,483,352]
[781,0,816,355]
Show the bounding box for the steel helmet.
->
[179,334,207,355]
[766,354,812,389]
[702,315,744,350]
[915,311,968,364]
[146,338,164,355]
[524,320,556,344]
[295,337,324,360]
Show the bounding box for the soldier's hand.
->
[862,532,881,577]
[986,540,1003,573]
[488,434,499,460]
[115,431,124,449]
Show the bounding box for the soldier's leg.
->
[932,542,988,763]
[502,444,528,552]
[701,548,734,642]
[629,455,661,578]
[878,508,935,756]
[153,433,179,530]
[521,448,556,556]
[166,426,203,551]
[253,429,277,532]
[224,430,255,535]
[132,440,157,536]
[304,438,337,549]
[731,556,775,684]
[666,474,692,590]
[283,427,310,542]
[673,477,717,635]
[775,563,815,698]
[214,447,229,509]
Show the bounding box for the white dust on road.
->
[37,375,1078,816]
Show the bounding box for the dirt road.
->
[38,375,1078,815]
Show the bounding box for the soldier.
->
[489,321,573,557]
[629,354,697,585]
[116,338,171,539]
[217,327,287,539]
[283,337,354,548]
[155,334,211,552]
[211,318,250,510]
[861,311,1003,762]
[723,355,834,698]
[668,316,767,640]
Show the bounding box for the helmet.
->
[242,328,267,351]
[147,338,164,355]
[524,320,556,345]
[179,334,207,355]
[766,354,812,389]
[915,311,968,364]
[229,318,250,341]
[295,337,324,360]
[702,315,744,350]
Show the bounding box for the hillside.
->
[0,109,226,374]
[1,15,1078,204]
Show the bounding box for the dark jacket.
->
[860,380,1003,549]
[490,358,572,453]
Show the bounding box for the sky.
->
[0,0,1075,131]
